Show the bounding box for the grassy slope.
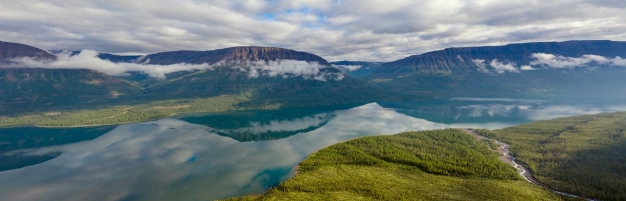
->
[225,129,561,201]
[476,112,626,201]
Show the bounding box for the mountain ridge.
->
[0,41,56,63]
[0,41,391,117]
[372,40,626,77]
[137,46,332,66]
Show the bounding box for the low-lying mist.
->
[5,50,344,81]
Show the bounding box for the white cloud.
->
[467,53,626,73]
[1,0,626,61]
[489,59,519,73]
[472,59,490,73]
[472,59,519,73]
[332,64,362,72]
[520,65,535,70]
[531,53,607,68]
[530,53,626,68]
[6,50,214,79]
[5,51,343,81]
[232,60,344,81]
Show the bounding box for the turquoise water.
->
[0,98,624,201]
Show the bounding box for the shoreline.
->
[0,102,372,129]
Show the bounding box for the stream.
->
[461,129,597,201]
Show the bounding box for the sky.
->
[1,0,626,61]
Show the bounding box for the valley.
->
[1,39,626,201]
[3,40,626,128]
[3,1,626,200]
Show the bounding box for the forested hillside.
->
[0,68,140,115]
[226,129,562,201]
[477,112,626,201]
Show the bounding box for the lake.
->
[0,97,624,201]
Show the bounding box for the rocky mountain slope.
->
[137,46,331,65]
[372,40,626,77]
[137,47,390,107]
[368,40,626,99]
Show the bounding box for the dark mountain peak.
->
[138,46,331,66]
[0,41,56,63]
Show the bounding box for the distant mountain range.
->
[366,40,626,99]
[1,39,626,116]
[371,40,626,77]
[0,41,389,115]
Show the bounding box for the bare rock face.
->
[138,46,332,66]
[0,41,56,63]
[372,40,626,77]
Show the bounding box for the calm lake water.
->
[0,98,625,201]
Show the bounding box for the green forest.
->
[0,94,274,127]
[225,129,562,201]
[476,112,626,201]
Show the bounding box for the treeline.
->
[476,112,626,201]
[0,95,263,127]
[299,129,519,180]
[225,129,560,201]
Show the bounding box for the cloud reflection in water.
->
[0,102,624,201]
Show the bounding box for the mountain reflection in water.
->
[1,100,625,201]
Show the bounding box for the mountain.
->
[0,42,141,115]
[330,61,383,77]
[371,40,626,77]
[137,46,331,65]
[369,40,626,99]
[0,68,141,114]
[0,41,56,63]
[138,46,392,107]
[0,41,392,116]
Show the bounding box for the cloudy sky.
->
[1,0,625,61]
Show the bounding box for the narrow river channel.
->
[460,129,597,201]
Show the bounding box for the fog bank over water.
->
[1,102,625,201]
